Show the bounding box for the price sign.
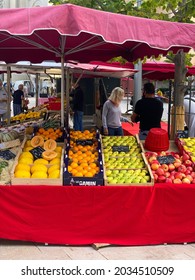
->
[176,130,188,138]
[30,146,45,160]
[112,145,130,153]
[157,155,175,165]
[76,139,93,146]
[0,150,16,160]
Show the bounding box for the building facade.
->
[0,0,48,8]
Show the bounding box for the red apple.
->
[168,163,175,171]
[157,175,166,183]
[187,166,193,172]
[148,156,157,164]
[182,153,190,161]
[190,172,195,178]
[186,175,193,182]
[182,177,191,184]
[174,153,180,159]
[184,160,193,167]
[156,168,165,176]
[174,161,181,169]
[173,178,182,184]
[192,179,195,184]
[178,164,187,173]
[151,162,160,171]
[164,171,171,178]
[153,173,158,182]
[165,177,173,183]
[158,151,167,156]
[174,172,185,180]
[161,164,169,172]
[185,169,192,176]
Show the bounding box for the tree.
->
[49,0,195,22]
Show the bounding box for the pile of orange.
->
[35,127,63,140]
[67,129,100,177]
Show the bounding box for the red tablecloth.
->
[122,122,168,136]
[0,183,195,245]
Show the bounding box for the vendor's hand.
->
[103,128,108,135]
[128,120,134,126]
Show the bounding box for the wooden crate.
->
[103,152,154,186]
[11,147,64,186]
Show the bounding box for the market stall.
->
[0,4,195,247]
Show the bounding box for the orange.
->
[89,162,97,169]
[80,162,88,168]
[85,171,93,177]
[70,162,78,168]
[74,172,83,177]
[76,165,83,172]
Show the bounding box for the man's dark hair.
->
[144,83,155,94]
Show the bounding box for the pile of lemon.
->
[14,146,62,179]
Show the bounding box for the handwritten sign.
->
[157,155,175,165]
[112,145,130,153]
[176,130,188,138]
[76,139,93,146]
[30,146,45,160]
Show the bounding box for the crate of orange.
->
[34,127,65,142]
[63,129,104,186]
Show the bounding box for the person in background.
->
[0,79,8,123]
[102,87,133,136]
[70,79,84,131]
[12,84,24,116]
[184,90,195,137]
[131,82,163,140]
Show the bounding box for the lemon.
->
[48,169,60,178]
[19,152,33,160]
[15,170,31,178]
[23,147,33,152]
[34,158,49,165]
[25,140,33,147]
[31,171,48,178]
[55,152,62,159]
[55,146,62,153]
[49,158,60,165]
[15,163,31,172]
[31,164,48,174]
[48,164,60,174]
[18,157,34,165]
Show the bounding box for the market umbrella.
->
[0,4,195,125]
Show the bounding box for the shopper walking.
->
[12,84,24,116]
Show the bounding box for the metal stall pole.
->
[167,80,172,139]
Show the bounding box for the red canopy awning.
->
[0,4,194,63]
[91,60,195,81]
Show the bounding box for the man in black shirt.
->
[131,83,163,140]
[13,84,24,116]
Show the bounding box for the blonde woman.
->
[102,87,133,136]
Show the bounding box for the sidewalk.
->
[1,239,195,260]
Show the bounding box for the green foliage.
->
[49,0,195,22]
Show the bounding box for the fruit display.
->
[34,127,63,141]
[102,135,154,186]
[63,129,104,186]
[176,137,195,163]
[10,111,42,122]
[0,130,20,143]
[145,150,195,184]
[11,136,64,185]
